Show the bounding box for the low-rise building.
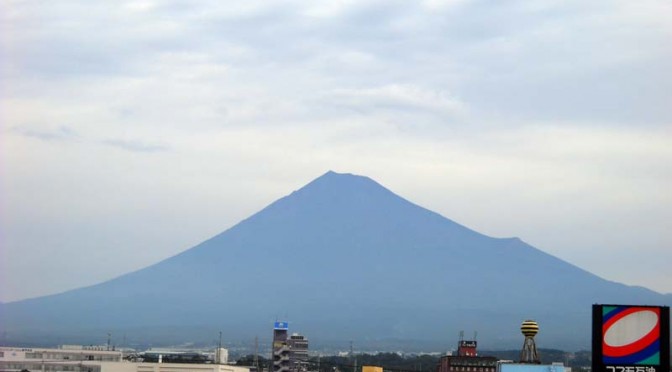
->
[436,340,498,372]
[0,346,249,372]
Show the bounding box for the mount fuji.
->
[1,171,670,349]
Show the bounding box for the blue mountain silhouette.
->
[1,171,669,349]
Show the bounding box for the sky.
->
[1,0,671,303]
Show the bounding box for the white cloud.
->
[327,84,466,117]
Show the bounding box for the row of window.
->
[23,354,118,362]
[444,360,495,367]
[0,362,100,372]
[448,367,495,372]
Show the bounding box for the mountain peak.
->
[314,170,372,182]
[297,170,388,195]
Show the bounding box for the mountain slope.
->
[1,171,669,349]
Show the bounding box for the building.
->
[272,322,290,372]
[271,323,308,372]
[497,362,568,372]
[0,346,249,372]
[214,349,229,365]
[286,334,308,372]
[1,345,122,372]
[436,339,498,372]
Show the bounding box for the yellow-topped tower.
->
[521,320,539,337]
[519,320,540,364]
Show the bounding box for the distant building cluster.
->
[1,304,669,372]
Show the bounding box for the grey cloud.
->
[6,0,669,128]
[1,2,196,80]
[11,125,78,141]
[101,139,170,153]
[9,125,168,153]
[324,84,466,120]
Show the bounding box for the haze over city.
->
[1,0,671,304]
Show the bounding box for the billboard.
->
[593,305,670,372]
[274,321,289,330]
[460,340,478,348]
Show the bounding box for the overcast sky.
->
[1,0,671,303]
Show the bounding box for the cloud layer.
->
[1,0,671,301]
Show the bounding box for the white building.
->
[0,346,248,372]
[1,346,121,372]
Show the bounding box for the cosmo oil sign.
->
[593,305,670,372]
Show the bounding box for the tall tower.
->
[519,320,540,364]
[273,322,290,372]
